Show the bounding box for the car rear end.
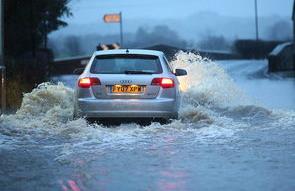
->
[74,49,180,120]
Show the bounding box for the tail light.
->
[78,77,100,88]
[151,78,174,88]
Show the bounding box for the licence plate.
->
[112,85,144,94]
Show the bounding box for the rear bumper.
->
[75,98,178,119]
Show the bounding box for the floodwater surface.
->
[1,52,295,191]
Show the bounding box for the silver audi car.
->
[74,49,187,123]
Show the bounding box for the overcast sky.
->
[67,0,293,24]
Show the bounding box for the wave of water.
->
[0,51,294,161]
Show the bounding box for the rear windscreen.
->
[90,54,162,74]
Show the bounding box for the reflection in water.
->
[156,135,188,191]
[60,180,81,191]
[158,170,188,191]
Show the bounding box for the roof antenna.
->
[126,49,129,54]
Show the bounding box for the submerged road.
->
[1,54,295,191]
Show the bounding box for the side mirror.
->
[73,68,84,75]
[174,69,187,76]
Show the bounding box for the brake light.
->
[151,78,174,88]
[78,77,100,88]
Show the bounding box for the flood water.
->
[1,52,295,191]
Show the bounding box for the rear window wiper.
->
[124,70,155,74]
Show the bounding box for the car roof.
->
[93,49,164,57]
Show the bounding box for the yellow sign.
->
[112,85,143,94]
[103,14,121,23]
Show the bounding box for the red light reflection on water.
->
[60,179,81,191]
[157,170,188,191]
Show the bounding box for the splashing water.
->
[0,52,294,130]
[0,82,74,129]
[172,51,250,107]
[171,51,270,124]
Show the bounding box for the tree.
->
[4,0,72,57]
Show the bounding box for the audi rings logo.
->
[120,80,132,84]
